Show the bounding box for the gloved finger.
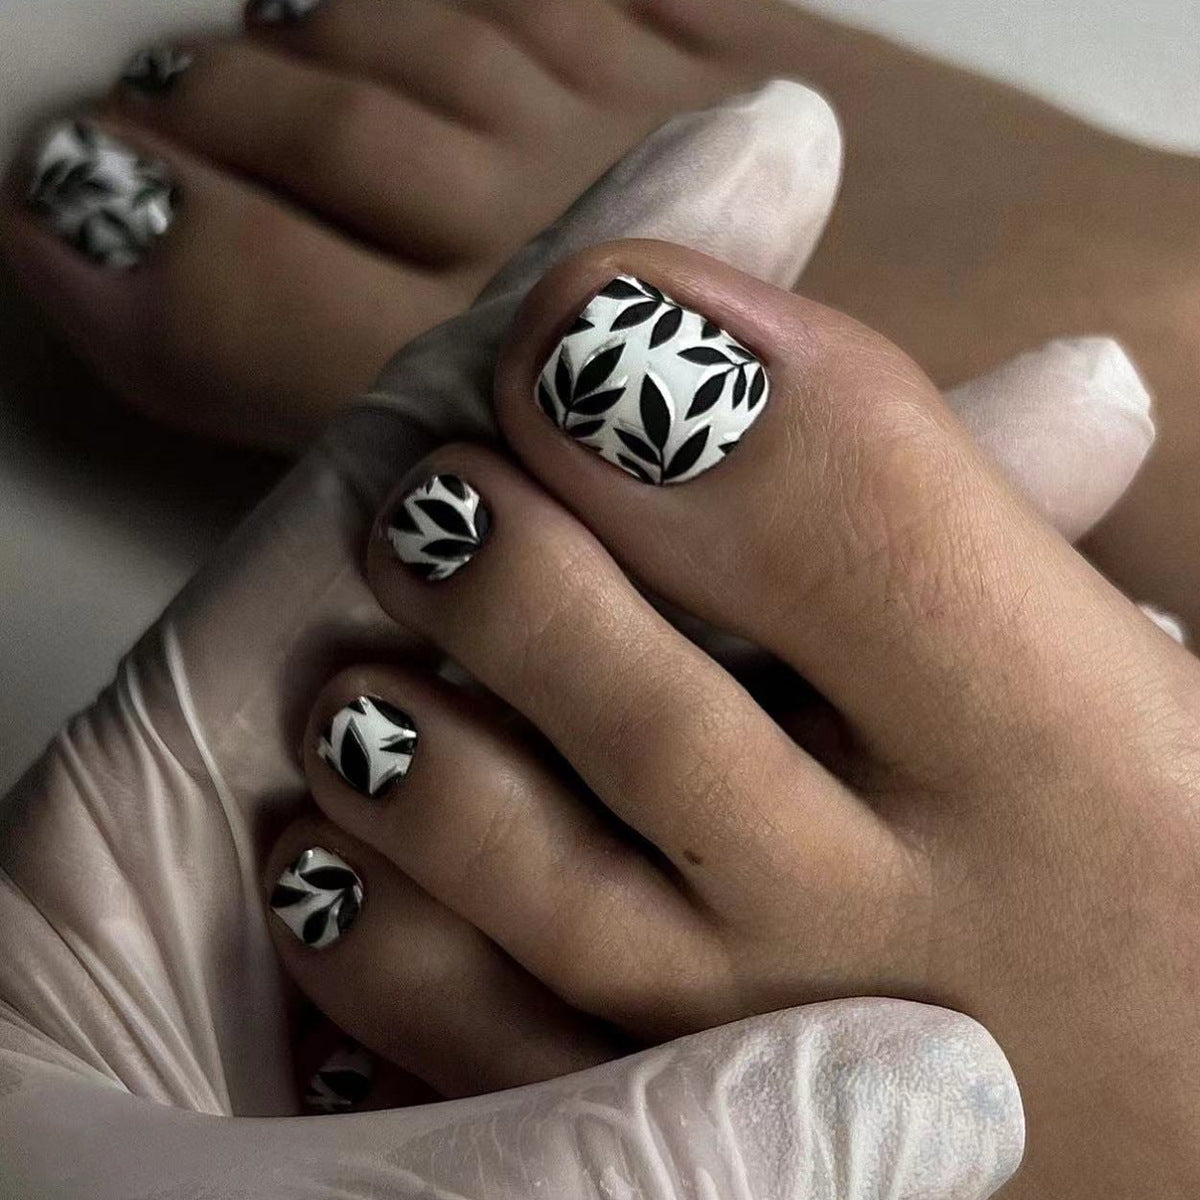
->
[0,997,1023,1199]
[947,335,1155,542]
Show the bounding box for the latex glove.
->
[0,81,1153,1197]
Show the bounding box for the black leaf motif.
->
[641,281,665,302]
[610,300,659,331]
[338,726,371,795]
[701,319,720,340]
[566,314,594,337]
[728,344,755,362]
[336,892,361,934]
[389,503,420,535]
[415,498,473,538]
[554,346,572,406]
[347,698,367,714]
[302,909,329,946]
[639,376,671,451]
[537,380,559,423]
[473,506,491,542]
[649,306,683,349]
[270,884,307,908]
[665,426,711,481]
[687,373,726,419]
[567,418,605,440]
[617,454,657,484]
[373,697,411,726]
[422,537,481,558]
[616,428,660,465]
[381,734,417,755]
[679,347,731,366]
[439,475,468,501]
[573,346,624,402]
[303,866,361,891]
[571,387,623,417]
[719,441,739,456]
[748,368,767,410]
[599,278,645,300]
[732,370,748,409]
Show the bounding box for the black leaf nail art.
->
[121,46,195,95]
[271,848,363,950]
[388,474,489,581]
[28,122,177,269]
[535,275,770,484]
[319,695,418,798]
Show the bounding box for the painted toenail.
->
[248,0,325,24]
[271,847,363,949]
[536,275,770,485]
[28,121,177,270]
[305,1042,374,1113]
[388,474,491,582]
[318,695,418,799]
[120,46,195,95]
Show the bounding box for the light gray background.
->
[1,0,1198,792]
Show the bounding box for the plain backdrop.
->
[1,0,1198,793]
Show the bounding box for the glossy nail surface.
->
[388,474,490,582]
[28,121,176,269]
[536,275,769,485]
[248,0,324,23]
[305,1042,374,1113]
[319,695,417,799]
[271,848,362,949]
[121,46,195,95]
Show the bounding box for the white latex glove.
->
[0,81,1156,1197]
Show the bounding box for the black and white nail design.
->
[248,0,324,23]
[270,848,363,950]
[305,1042,374,1113]
[121,46,195,95]
[319,696,418,799]
[28,121,176,269]
[536,275,770,485]
[388,474,490,582]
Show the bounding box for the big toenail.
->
[318,696,418,799]
[270,847,363,949]
[535,275,770,485]
[387,474,491,582]
[120,46,196,96]
[248,0,325,24]
[27,121,177,270]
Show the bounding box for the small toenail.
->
[387,473,491,582]
[27,121,177,270]
[120,46,195,95]
[270,847,363,949]
[535,275,770,485]
[305,1042,374,1113]
[248,0,325,24]
[318,695,418,799]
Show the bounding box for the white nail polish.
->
[120,46,195,95]
[271,848,363,949]
[28,121,176,269]
[319,696,418,798]
[388,474,490,582]
[536,275,770,485]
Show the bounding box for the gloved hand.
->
[0,80,1155,1198]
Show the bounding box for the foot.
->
[0,0,753,448]
[267,243,1200,1199]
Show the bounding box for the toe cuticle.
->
[387,473,490,582]
[270,847,363,949]
[318,695,418,799]
[535,274,770,485]
[27,120,178,269]
[120,46,195,96]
